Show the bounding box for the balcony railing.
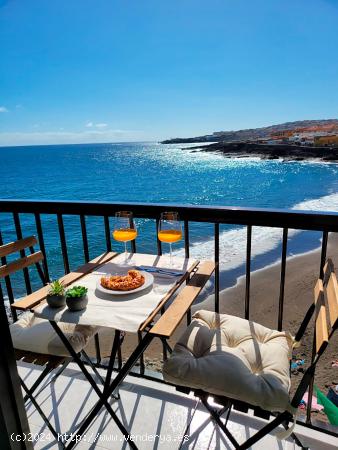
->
[1,198,338,438]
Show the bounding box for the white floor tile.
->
[18,363,338,450]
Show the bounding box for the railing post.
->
[245,225,252,320]
[0,231,17,322]
[34,213,50,282]
[183,220,192,324]
[156,218,162,256]
[104,216,112,252]
[319,231,328,279]
[80,215,90,263]
[13,212,32,295]
[57,214,70,274]
[130,215,136,254]
[278,228,288,331]
[214,223,220,314]
[306,335,317,424]
[184,220,190,259]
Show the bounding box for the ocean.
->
[1,141,338,299]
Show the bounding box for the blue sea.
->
[1,142,338,299]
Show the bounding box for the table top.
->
[33,253,198,333]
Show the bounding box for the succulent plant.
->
[48,279,65,296]
[66,285,88,298]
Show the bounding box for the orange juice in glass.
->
[113,228,137,242]
[113,211,137,263]
[158,212,182,266]
[157,229,182,243]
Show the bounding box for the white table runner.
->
[34,253,197,333]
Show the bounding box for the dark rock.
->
[183,142,338,162]
[323,155,338,161]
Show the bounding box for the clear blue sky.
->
[0,0,337,146]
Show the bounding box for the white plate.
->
[96,270,154,295]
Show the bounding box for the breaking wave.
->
[175,192,338,271]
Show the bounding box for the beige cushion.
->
[163,310,294,413]
[10,312,98,357]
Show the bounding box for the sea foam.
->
[175,192,338,271]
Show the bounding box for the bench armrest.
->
[149,261,215,339]
[11,252,117,311]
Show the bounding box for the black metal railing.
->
[1,198,338,435]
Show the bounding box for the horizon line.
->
[0,140,161,149]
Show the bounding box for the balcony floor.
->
[19,362,337,450]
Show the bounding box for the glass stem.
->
[169,243,173,267]
[124,241,128,263]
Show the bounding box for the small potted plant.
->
[65,285,88,311]
[46,280,66,308]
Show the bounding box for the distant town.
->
[161,119,338,148]
[253,123,338,147]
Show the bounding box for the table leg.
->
[49,321,139,449]
[67,332,154,450]
[81,350,105,385]
[94,333,101,365]
[104,330,122,394]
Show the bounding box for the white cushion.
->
[163,310,294,413]
[10,312,98,357]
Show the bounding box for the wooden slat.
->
[29,353,60,366]
[44,355,66,369]
[15,349,63,367]
[0,251,43,278]
[22,353,38,364]
[314,279,329,355]
[139,259,200,332]
[149,261,215,338]
[0,236,37,258]
[323,258,335,286]
[326,272,338,329]
[11,251,118,311]
[29,354,50,366]
[43,355,65,368]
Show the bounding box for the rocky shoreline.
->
[185,142,338,162]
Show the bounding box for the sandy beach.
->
[87,233,338,421]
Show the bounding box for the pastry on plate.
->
[100,269,145,291]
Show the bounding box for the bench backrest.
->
[313,259,338,358]
[0,236,44,279]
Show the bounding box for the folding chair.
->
[0,235,104,445]
[163,258,338,449]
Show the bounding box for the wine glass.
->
[158,212,182,266]
[113,211,137,264]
